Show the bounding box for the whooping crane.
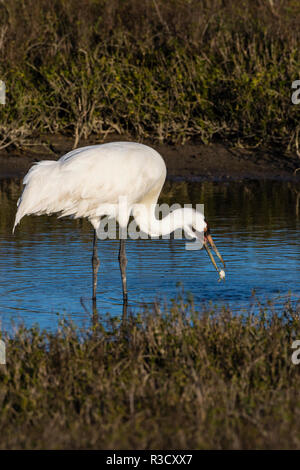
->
[13,142,225,303]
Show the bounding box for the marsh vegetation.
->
[0,301,300,449]
[0,0,299,152]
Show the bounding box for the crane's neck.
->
[132,205,195,238]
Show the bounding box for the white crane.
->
[13,142,225,303]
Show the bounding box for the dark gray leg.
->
[118,239,128,304]
[92,229,100,301]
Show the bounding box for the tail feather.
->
[13,160,59,233]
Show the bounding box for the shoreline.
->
[0,134,300,183]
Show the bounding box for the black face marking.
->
[204,219,211,235]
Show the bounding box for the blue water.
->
[0,179,299,331]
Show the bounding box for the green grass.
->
[0,299,300,449]
[0,0,299,152]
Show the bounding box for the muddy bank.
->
[0,134,299,182]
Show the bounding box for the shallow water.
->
[0,178,299,331]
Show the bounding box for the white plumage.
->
[14,142,167,232]
[14,141,225,301]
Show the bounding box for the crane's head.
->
[185,210,226,282]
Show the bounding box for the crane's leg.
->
[118,239,128,304]
[92,229,100,301]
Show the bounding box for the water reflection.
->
[0,178,299,331]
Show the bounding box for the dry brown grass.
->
[0,0,299,151]
[0,299,300,449]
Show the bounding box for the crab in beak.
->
[203,222,226,282]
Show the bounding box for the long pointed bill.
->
[204,236,226,282]
[206,234,226,268]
